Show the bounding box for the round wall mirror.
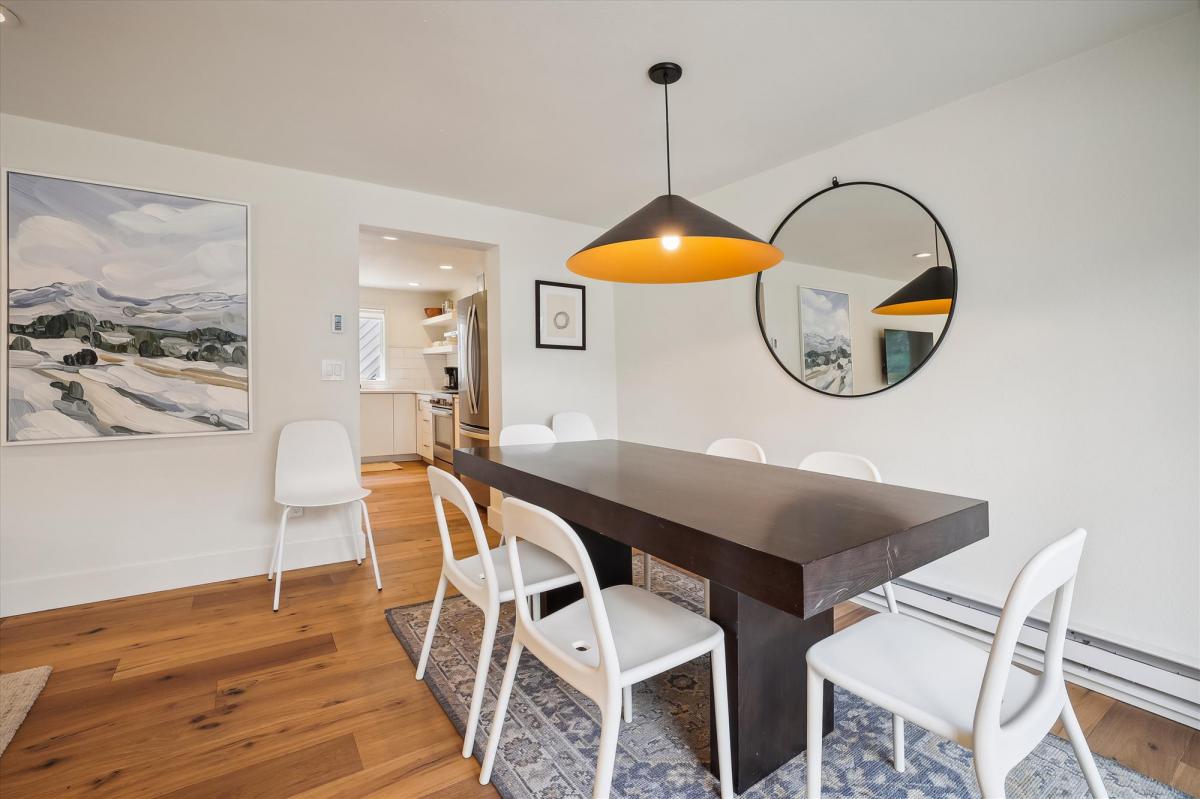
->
[755,180,956,397]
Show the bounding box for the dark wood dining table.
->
[454,439,988,793]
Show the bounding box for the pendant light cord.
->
[663,81,672,196]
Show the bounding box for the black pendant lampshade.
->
[873,223,954,315]
[567,63,783,284]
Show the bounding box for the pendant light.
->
[873,222,954,315]
[566,63,783,283]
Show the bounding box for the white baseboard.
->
[0,532,361,617]
[853,581,1200,730]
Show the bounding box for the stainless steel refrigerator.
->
[456,290,491,504]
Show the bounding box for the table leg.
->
[541,522,633,614]
[707,581,834,794]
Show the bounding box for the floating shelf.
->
[420,312,456,329]
[422,344,457,355]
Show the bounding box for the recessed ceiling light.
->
[438,264,454,270]
[382,235,399,241]
[913,252,932,259]
[0,4,21,25]
[408,282,420,287]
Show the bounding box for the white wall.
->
[614,16,1200,666]
[0,113,616,615]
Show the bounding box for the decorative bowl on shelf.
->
[423,307,442,318]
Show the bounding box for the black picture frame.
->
[535,280,587,350]
[754,179,958,398]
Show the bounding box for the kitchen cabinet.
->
[392,394,416,455]
[360,392,419,459]
[361,394,395,458]
[417,395,434,462]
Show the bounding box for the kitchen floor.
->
[0,468,1195,797]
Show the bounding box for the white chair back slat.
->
[552,412,598,442]
[275,420,361,499]
[705,438,767,463]
[499,424,557,446]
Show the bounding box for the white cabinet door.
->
[392,394,417,455]
[361,394,394,458]
[417,396,433,460]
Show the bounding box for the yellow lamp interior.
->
[567,236,783,284]
[872,298,953,315]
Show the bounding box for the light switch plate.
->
[321,359,345,381]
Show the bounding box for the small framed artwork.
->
[535,280,586,350]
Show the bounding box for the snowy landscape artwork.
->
[799,286,853,395]
[5,172,249,443]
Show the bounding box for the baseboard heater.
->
[852,579,1200,730]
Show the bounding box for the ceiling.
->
[359,227,486,294]
[773,184,950,282]
[0,1,1192,226]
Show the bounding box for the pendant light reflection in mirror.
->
[566,63,783,283]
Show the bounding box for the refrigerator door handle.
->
[469,303,482,415]
[465,302,478,415]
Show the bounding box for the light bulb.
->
[913,252,932,259]
[661,235,681,251]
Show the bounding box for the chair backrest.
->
[498,424,557,446]
[798,451,882,482]
[551,411,598,442]
[799,451,896,612]
[973,528,1088,759]
[705,437,767,463]
[275,420,359,499]
[426,467,497,603]
[501,496,619,702]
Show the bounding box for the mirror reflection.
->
[756,182,955,396]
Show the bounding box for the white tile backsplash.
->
[379,347,456,390]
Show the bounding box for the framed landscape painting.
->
[799,286,853,395]
[3,171,250,444]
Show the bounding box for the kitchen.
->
[358,227,491,504]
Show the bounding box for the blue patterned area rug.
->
[386,560,1184,798]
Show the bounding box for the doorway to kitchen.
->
[357,226,490,489]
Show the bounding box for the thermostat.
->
[331,313,344,333]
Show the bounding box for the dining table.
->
[454,438,989,793]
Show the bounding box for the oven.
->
[431,398,455,471]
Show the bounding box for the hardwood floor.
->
[1,466,1196,797]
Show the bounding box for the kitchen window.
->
[359,308,386,383]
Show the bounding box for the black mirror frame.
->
[755,179,958,398]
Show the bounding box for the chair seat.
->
[276,485,370,507]
[456,542,579,601]
[807,612,1046,746]
[535,584,724,685]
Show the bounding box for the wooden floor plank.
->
[158,733,363,799]
[0,466,1193,798]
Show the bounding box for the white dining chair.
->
[551,411,599,442]
[270,420,380,611]
[480,496,733,799]
[806,528,1109,799]
[498,423,557,446]
[417,467,580,759]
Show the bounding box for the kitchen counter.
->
[360,387,458,398]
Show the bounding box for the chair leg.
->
[592,692,624,799]
[531,594,542,621]
[703,578,711,618]
[268,506,288,580]
[807,666,824,799]
[642,551,652,589]
[893,714,906,772]
[272,510,289,612]
[462,609,499,758]
[480,638,523,783]
[359,500,382,590]
[1060,699,1109,799]
[622,685,633,724]
[415,573,447,680]
[710,643,733,799]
